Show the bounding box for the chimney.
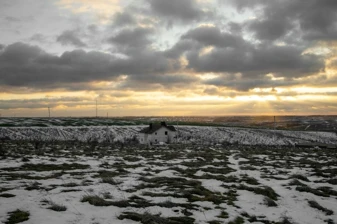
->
[149,123,153,129]
[161,122,167,126]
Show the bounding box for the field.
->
[1,116,337,132]
[0,141,336,224]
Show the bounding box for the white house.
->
[138,122,177,145]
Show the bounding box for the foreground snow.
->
[0,143,336,224]
[1,125,337,145]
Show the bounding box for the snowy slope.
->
[1,126,337,145]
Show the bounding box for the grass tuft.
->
[0,193,16,198]
[5,209,30,224]
[228,216,244,224]
[264,196,278,207]
[81,195,113,206]
[308,200,333,215]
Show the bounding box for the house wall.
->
[149,127,176,144]
[139,126,176,144]
[138,133,148,144]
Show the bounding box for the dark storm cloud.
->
[164,26,247,59]
[299,0,337,41]
[0,97,90,109]
[223,0,267,10]
[147,0,205,22]
[0,42,124,87]
[57,30,87,47]
[171,26,324,79]
[186,45,324,78]
[116,73,198,90]
[228,0,337,42]
[203,74,299,91]
[112,11,137,27]
[0,42,185,90]
[182,26,247,48]
[248,17,294,41]
[164,39,200,58]
[107,27,154,53]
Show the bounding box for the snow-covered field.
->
[1,125,337,145]
[0,142,336,224]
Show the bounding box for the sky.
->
[1,0,337,117]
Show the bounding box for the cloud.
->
[233,0,337,42]
[0,42,186,91]
[248,17,294,41]
[182,25,247,48]
[0,96,90,109]
[56,0,121,23]
[57,30,87,47]
[107,27,154,54]
[203,74,299,91]
[112,11,137,27]
[183,38,324,78]
[5,16,21,22]
[147,0,205,22]
[0,42,122,88]
[120,73,198,90]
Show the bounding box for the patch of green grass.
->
[295,186,337,197]
[92,170,120,178]
[60,189,81,193]
[241,175,260,185]
[142,191,183,198]
[264,196,278,207]
[208,221,222,224]
[61,182,79,187]
[184,185,225,205]
[3,163,90,172]
[2,171,64,181]
[81,195,114,206]
[288,179,308,187]
[198,174,239,183]
[101,191,112,199]
[279,216,293,224]
[47,201,67,212]
[290,174,310,182]
[327,178,337,185]
[0,193,15,198]
[228,216,244,224]
[101,177,121,185]
[308,200,333,215]
[5,209,30,224]
[217,211,229,219]
[117,212,195,224]
[238,184,279,200]
[25,181,42,191]
[0,187,13,193]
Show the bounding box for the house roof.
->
[139,123,176,134]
